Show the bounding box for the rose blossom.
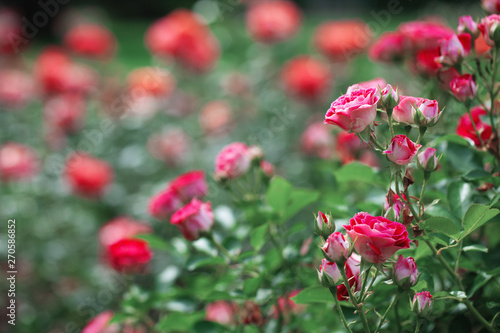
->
[397,21,454,51]
[214,142,252,180]
[205,301,238,325]
[322,232,349,263]
[319,253,361,301]
[384,135,421,165]
[393,96,440,126]
[127,67,176,98]
[343,212,411,264]
[82,310,117,333]
[456,106,493,146]
[479,14,500,47]
[107,238,153,274]
[0,143,39,182]
[450,74,477,102]
[281,55,331,101]
[483,0,500,14]
[394,255,419,288]
[148,188,184,220]
[324,85,379,133]
[64,23,116,59]
[300,122,334,160]
[436,34,471,66]
[170,170,208,202]
[199,100,233,136]
[64,153,114,198]
[368,32,407,63]
[411,291,433,316]
[245,0,301,44]
[170,198,214,241]
[417,147,439,172]
[0,69,37,110]
[413,47,442,77]
[384,192,409,220]
[260,160,274,178]
[357,78,388,93]
[458,16,479,39]
[98,217,152,249]
[43,93,87,134]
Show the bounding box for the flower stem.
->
[206,232,238,263]
[395,172,420,220]
[414,319,423,333]
[329,287,355,333]
[418,175,429,217]
[338,263,371,333]
[374,292,401,333]
[370,133,386,151]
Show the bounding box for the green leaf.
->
[434,134,471,146]
[266,177,292,215]
[334,161,381,184]
[419,217,461,240]
[447,182,470,218]
[243,276,262,297]
[469,272,493,297]
[192,321,231,333]
[460,204,500,240]
[135,234,169,251]
[411,280,428,292]
[186,256,226,271]
[250,223,268,251]
[291,286,334,304]
[108,312,130,324]
[155,312,205,331]
[284,188,320,220]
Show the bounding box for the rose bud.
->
[170,170,208,202]
[98,217,152,249]
[318,258,342,287]
[456,106,493,147]
[205,301,238,326]
[301,122,335,160]
[170,199,214,241]
[436,34,471,67]
[314,20,372,62]
[324,85,379,133]
[107,238,153,274]
[343,212,411,264]
[322,232,349,263]
[0,142,39,182]
[368,32,407,63]
[411,291,433,317]
[483,0,500,14]
[148,188,184,220]
[82,310,117,333]
[64,23,116,60]
[414,98,440,127]
[384,192,409,220]
[417,147,439,172]
[458,16,480,39]
[383,135,422,166]
[380,84,400,110]
[245,0,301,44]
[479,14,500,46]
[315,211,336,239]
[319,254,361,301]
[64,153,114,198]
[260,160,275,178]
[281,55,332,102]
[214,142,251,181]
[393,255,419,288]
[449,74,477,102]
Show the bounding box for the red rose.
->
[456,106,493,146]
[64,152,114,198]
[343,212,411,264]
[383,135,421,165]
[369,32,408,63]
[107,238,153,274]
[98,217,152,249]
[170,198,214,241]
[64,23,116,59]
[450,74,477,102]
[170,170,208,202]
[148,188,184,220]
[245,0,301,44]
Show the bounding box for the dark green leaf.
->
[243,276,262,297]
[461,204,500,240]
[135,234,169,251]
[186,256,226,271]
[419,217,461,240]
[284,188,320,220]
[469,272,493,296]
[193,321,231,332]
[155,312,205,331]
[266,177,292,215]
[250,223,268,251]
[334,161,381,184]
[291,286,334,304]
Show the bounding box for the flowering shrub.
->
[2,2,500,333]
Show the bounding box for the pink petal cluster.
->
[458,16,479,38]
[384,135,421,165]
[449,74,477,102]
[171,199,214,241]
[436,34,471,66]
[412,291,433,316]
[322,232,349,263]
[0,142,39,182]
[214,142,254,181]
[393,96,440,126]
[64,23,116,60]
[483,0,500,14]
[479,14,500,46]
[319,253,361,301]
[384,192,409,220]
[394,255,419,288]
[343,212,410,264]
[300,122,334,160]
[324,85,380,133]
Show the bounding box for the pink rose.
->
[319,253,361,301]
[271,289,304,319]
[170,170,208,202]
[393,97,440,126]
[384,192,409,220]
[324,85,379,133]
[482,0,500,14]
[397,21,454,50]
[368,32,408,63]
[98,217,152,249]
[64,152,114,198]
[148,188,184,220]
[479,14,500,46]
[170,198,214,241]
[383,135,421,165]
[393,96,420,124]
[458,16,479,38]
[417,147,439,172]
[436,34,471,66]
[322,232,349,263]
[214,142,252,181]
[394,255,418,288]
[82,311,116,333]
[300,122,334,160]
[412,291,433,316]
[450,74,477,102]
[205,301,238,325]
[0,142,39,182]
[343,212,411,264]
[315,211,336,238]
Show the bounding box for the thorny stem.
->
[374,293,401,333]
[206,232,238,263]
[369,133,386,151]
[338,264,371,333]
[418,175,429,217]
[360,265,373,302]
[329,287,355,333]
[465,104,486,147]
[488,46,499,134]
